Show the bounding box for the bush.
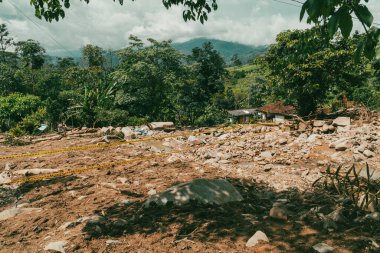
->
[195,105,227,127]
[17,107,47,134]
[0,93,41,131]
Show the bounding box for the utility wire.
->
[6,0,77,58]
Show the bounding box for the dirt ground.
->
[0,126,379,253]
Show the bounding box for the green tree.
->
[16,39,46,69]
[263,27,369,115]
[82,44,104,68]
[112,36,185,121]
[0,23,15,64]
[57,57,77,69]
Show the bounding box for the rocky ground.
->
[0,114,379,253]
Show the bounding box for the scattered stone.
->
[333,117,350,127]
[263,164,273,172]
[327,208,348,224]
[121,127,136,140]
[0,207,42,221]
[269,206,288,221]
[13,168,61,176]
[246,230,269,247]
[144,179,243,207]
[278,138,287,145]
[147,189,157,196]
[260,151,272,159]
[44,241,67,253]
[148,122,175,131]
[335,141,350,151]
[106,240,120,246]
[363,150,375,158]
[312,243,334,253]
[313,120,325,127]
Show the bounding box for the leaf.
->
[327,12,339,38]
[300,0,309,21]
[355,4,373,28]
[338,6,353,39]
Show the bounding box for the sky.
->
[0,0,379,56]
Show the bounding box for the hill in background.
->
[173,38,267,64]
[48,38,267,66]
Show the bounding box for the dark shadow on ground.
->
[0,176,78,207]
[82,178,380,252]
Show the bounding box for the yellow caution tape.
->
[0,123,278,161]
[3,129,278,185]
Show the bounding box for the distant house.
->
[257,101,297,122]
[227,109,264,124]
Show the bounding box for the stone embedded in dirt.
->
[333,117,350,127]
[335,141,350,151]
[13,168,61,176]
[337,126,350,133]
[312,243,334,253]
[0,171,12,184]
[327,208,348,224]
[246,230,269,247]
[0,207,42,221]
[278,138,287,145]
[269,206,288,221]
[313,120,325,127]
[363,150,375,158]
[121,127,136,140]
[263,164,273,172]
[363,212,380,222]
[144,179,243,207]
[106,240,120,246]
[44,241,67,253]
[147,189,157,196]
[260,151,272,159]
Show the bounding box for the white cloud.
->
[0,0,379,55]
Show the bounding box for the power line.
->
[6,0,77,58]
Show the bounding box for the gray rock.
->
[13,168,61,175]
[278,138,287,145]
[144,179,243,207]
[106,240,120,246]
[335,141,350,151]
[269,206,288,221]
[312,243,334,253]
[313,120,325,127]
[0,207,42,221]
[246,230,269,247]
[148,122,174,130]
[327,208,348,223]
[44,241,67,253]
[333,117,350,127]
[363,212,380,222]
[121,127,136,140]
[263,164,273,172]
[260,151,272,159]
[363,150,375,158]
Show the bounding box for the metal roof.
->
[228,109,258,116]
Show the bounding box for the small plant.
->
[313,163,380,211]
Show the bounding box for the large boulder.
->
[333,117,350,127]
[144,179,243,207]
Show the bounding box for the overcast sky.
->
[0,0,379,56]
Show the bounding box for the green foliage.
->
[82,45,105,68]
[262,27,369,115]
[313,164,380,211]
[25,0,217,23]
[300,0,379,60]
[16,39,46,69]
[0,93,42,131]
[15,107,47,134]
[194,105,226,127]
